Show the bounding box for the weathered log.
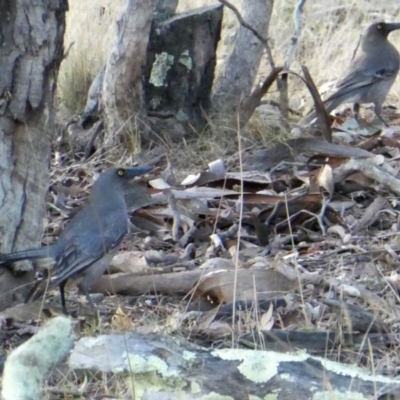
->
[69,332,400,399]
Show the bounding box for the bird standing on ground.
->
[304,21,400,125]
[0,166,152,314]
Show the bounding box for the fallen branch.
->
[91,269,204,295]
[333,158,400,196]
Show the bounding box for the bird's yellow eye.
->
[377,24,382,30]
[117,169,124,177]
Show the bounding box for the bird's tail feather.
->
[0,248,50,265]
[300,96,348,125]
[323,96,348,114]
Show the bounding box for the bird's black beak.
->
[386,22,400,33]
[124,166,153,179]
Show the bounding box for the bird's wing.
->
[335,63,397,93]
[49,207,127,286]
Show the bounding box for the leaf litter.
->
[4,110,400,392]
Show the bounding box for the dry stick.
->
[334,158,400,197]
[300,65,332,142]
[275,197,330,236]
[352,195,388,233]
[167,190,181,242]
[284,0,306,72]
[84,120,104,160]
[283,192,310,327]
[232,113,245,348]
[280,0,307,120]
[62,41,75,60]
[239,67,283,127]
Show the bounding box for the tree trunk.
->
[212,0,274,114]
[144,5,223,138]
[0,0,67,310]
[102,0,155,149]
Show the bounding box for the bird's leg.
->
[25,270,49,304]
[83,287,98,316]
[377,115,389,127]
[374,103,389,127]
[59,281,69,315]
[353,102,360,121]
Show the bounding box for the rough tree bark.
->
[212,0,273,114]
[144,5,223,138]
[102,0,155,148]
[0,1,68,310]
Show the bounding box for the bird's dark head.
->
[93,166,153,193]
[364,22,400,40]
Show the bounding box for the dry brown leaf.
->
[110,251,149,274]
[181,173,202,186]
[148,178,171,189]
[111,306,134,331]
[258,301,274,331]
[193,269,298,304]
[208,159,225,176]
[316,164,334,197]
[198,258,234,270]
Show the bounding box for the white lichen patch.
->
[191,381,201,394]
[149,96,162,109]
[176,109,189,122]
[312,390,367,400]
[279,373,296,383]
[249,394,272,400]
[182,350,197,361]
[316,357,400,383]
[197,392,234,400]
[179,50,192,70]
[124,354,187,398]
[264,395,279,400]
[212,349,309,383]
[150,52,174,87]
[124,354,178,377]
[213,349,400,388]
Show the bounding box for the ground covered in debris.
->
[3,108,400,397]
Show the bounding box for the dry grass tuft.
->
[58,1,124,113]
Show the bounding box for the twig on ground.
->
[167,190,181,242]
